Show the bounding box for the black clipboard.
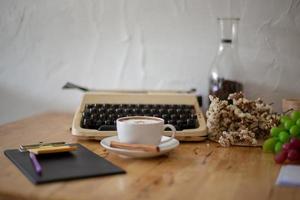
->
[4,143,125,184]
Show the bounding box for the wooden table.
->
[0,113,299,200]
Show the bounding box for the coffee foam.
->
[120,117,161,125]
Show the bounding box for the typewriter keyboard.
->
[81,103,199,131]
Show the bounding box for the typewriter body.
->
[72,92,207,141]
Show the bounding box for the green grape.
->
[284,120,295,130]
[290,125,300,137]
[297,119,300,126]
[274,142,283,153]
[270,127,284,137]
[278,123,285,129]
[279,131,290,143]
[263,138,277,153]
[291,111,300,121]
[280,116,290,124]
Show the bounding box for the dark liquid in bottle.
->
[209,78,243,101]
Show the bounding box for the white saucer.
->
[100,136,179,158]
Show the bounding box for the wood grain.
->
[0,112,299,200]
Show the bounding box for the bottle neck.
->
[218,39,238,53]
[218,18,239,50]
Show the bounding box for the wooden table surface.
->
[0,112,299,200]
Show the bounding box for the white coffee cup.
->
[116,116,176,145]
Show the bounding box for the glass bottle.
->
[208,18,244,101]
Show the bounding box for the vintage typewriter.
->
[67,83,207,141]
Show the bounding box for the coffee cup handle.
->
[161,124,176,144]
